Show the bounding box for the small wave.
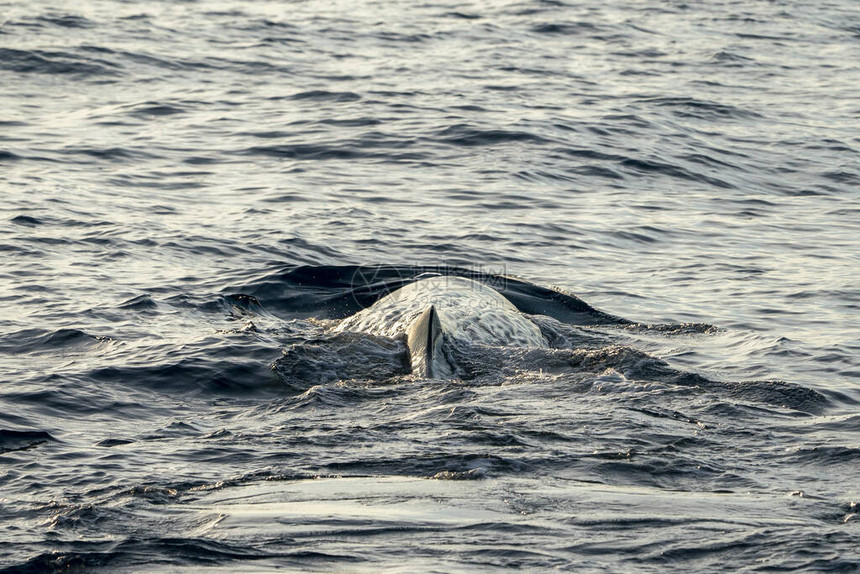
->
[243,131,424,162]
[709,50,755,65]
[35,14,94,28]
[126,102,187,118]
[531,22,600,35]
[288,90,362,102]
[273,332,409,389]
[324,452,527,478]
[244,143,369,161]
[120,50,195,72]
[637,96,761,120]
[94,438,135,448]
[10,214,43,226]
[0,538,339,574]
[87,352,275,394]
[822,170,860,185]
[317,117,382,127]
[620,158,735,189]
[374,31,435,43]
[0,429,56,453]
[0,328,107,355]
[787,445,860,465]
[62,146,160,161]
[434,124,548,147]
[445,12,482,20]
[709,380,830,414]
[141,421,202,441]
[117,294,158,311]
[0,48,119,77]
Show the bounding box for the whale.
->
[335,275,548,378]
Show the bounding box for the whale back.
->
[335,276,547,364]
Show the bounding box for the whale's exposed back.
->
[335,276,547,378]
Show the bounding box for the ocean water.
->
[1,0,859,571]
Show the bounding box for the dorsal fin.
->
[406,305,450,378]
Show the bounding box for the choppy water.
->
[2,0,859,571]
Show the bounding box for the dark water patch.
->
[0,48,120,76]
[625,406,707,427]
[120,51,196,72]
[92,470,328,503]
[78,45,116,56]
[244,143,369,161]
[612,48,668,59]
[735,32,796,42]
[560,147,626,162]
[434,124,549,147]
[289,90,362,102]
[611,229,660,245]
[95,438,136,448]
[64,146,159,161]
[637,96,761,120]
[253,18,300,30]
[709,380,830,415]
[182,155,221,165]
[374,31,435,43]
[620,158,735,189]
[239,130,293,139]
[787,445,860,465]
[822,170,859,185]
[141,421,202,441]
[87,352,278,394]
[267,383,392,414]
[204,9,249,18]
[244,133,424,161]
[620,68,662,77]
[3,378,159,421]
[530,347,829,414]
[35,14,95,28]
[323,452,526,478]
[709,50,755,65]
[514,169,579,183]
[318,117,382,127]
[356,130,418,150]
[0,150,21,162]
[274,332,410,388]
[570,165,625,179]
[681,152,742,171]
[127,102,187,118]
[258,383,405,418]
[161,238,250,258]
[10,214,43,226]
[531,22,599,35]
[446,11,482,20]
[0,429,56,453]
[201,55,291,74]
[0,328,106,355]
[0,538,349,574]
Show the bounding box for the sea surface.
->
[1,0,859,571]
